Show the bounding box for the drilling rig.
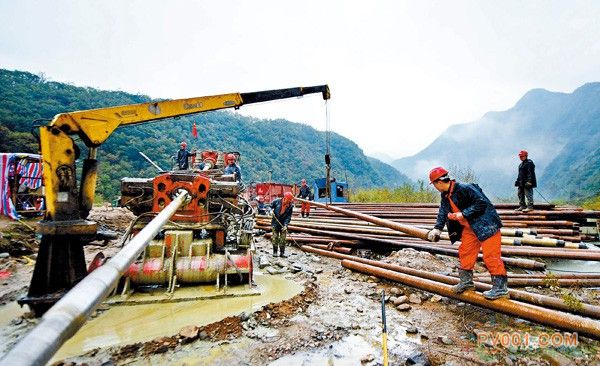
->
[20,85,330,315]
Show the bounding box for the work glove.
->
[525,182,533,187]
[282,226,288,232]
[427,229,441,242]
[447,212,464,221]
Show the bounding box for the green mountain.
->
[0,69,410,200]
[392,83,600,201]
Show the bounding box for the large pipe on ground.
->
[0,192,191,366]
[287,224,545,270]
[301,246,600,319]
[341,259,600,339]
[296,198,430,240]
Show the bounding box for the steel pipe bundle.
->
[341,259,600,340]
[301,246,600,319]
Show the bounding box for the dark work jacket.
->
[176,149,193,170]
[297,185,312,200]
[271,198,293,230]
[434,181,503,243]
[224,163,242,181]
[515,159,537,188]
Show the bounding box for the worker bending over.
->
[427,167,509,300]
[270,192,294,257]
[297,178,313,218]
[223,153,242,181]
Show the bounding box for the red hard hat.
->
[283,192,294,201]
[226,153,236,162]
[180,141,187,147]
[428,166,449,184]
[518,150,528,156]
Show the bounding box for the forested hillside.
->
[392,83,600,201]
[0,69,409,200]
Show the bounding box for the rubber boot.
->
[483,276,509,300]
[452,269,476,294]
[522,207,533,213]
[514,207,525,212]
[279,245,288,258]
[272,245,279,257]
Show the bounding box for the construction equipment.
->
[20,85,330,315]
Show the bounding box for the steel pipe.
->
[300,246,600,319]
[296,198,430,240]
[341,259,600,339]
[0,192,190,366]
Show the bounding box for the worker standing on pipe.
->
[426,167,509,300]
[514,150,537,212]
[297,178,313,218]
[271,192,294,257]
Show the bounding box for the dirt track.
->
[0,208,599,365]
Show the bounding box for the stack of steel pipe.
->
[298,202,599,243]
[256,199,600,265]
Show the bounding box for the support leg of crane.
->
[18,235,88,316]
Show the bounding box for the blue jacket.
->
[297,185,312,200]
[176,149,193,170]
[271,198,293,230]
[434,181,502,243]
[223,163,242,181]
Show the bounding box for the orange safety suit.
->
[448,185,506,276]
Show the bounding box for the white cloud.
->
[1,0,599,158]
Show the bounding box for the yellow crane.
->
[22,85,330,315]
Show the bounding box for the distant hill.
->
[392,83,600,201]
[0,69,411,200]
[367,157,412,187]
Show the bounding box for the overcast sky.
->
[1,1,599,160]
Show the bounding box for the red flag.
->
[192,122,198,139]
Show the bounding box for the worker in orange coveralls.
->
[297,179,313,218]
[426,167,509,300]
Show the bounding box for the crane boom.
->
[23,84,330,315]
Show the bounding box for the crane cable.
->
[324,100,332,204]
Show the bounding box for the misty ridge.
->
[391,83,600,201]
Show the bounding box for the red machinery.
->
[119,151,253,293]
[247,182,297,204]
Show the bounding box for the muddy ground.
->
[0,208,599,365]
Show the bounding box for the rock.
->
[405,325,418,334]
[408,294,422,304]
[258,255,270,269]
[396,304,411,311]
[389,296,398,303]
[393,295,408,306]
[179,325,199,342]
[430,295,442,303]
[406,351,430,365]
[356,307,364,313]
[541,350,575,366]
[0,253,9,259]
[344,287,352,294]
[290,264,303,273]
[367,276,380,283]
[438,336,454,345]
[240,312,250,321]
[361,354,375,363]
[390,287,401,295]
[199,330,209,340]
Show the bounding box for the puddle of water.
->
[268,334,381,366]
[0,302,29,327]
[52,274,302,363]
[546,243,600,275]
